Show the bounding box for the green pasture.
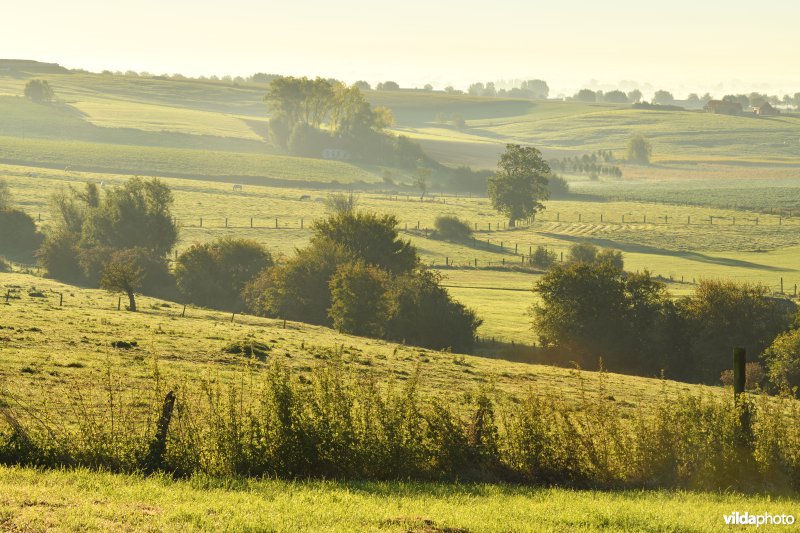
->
[2,465,795,532]
[0,271,722,418]
[2,69,799,177]
[3,164,799,343]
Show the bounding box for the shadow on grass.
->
[538,232,794,272]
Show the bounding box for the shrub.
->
[244,239,353,326]
[761,327,800,396]
[387,270,481,352]
[287,123,330,157]
[37,231,84,283]
[176,238,273,311]
[530,245,556,270]
[547,174,570,197]
[567,242,598,264]
[24,79,54,101]
[627,134,652,164]
[328,262,391,337]
[312,211,417,274]
[0,209,43,258]
[677,281,794,382]
[720,362,766,391]
[0,257,10,272]
[433,215,472,241]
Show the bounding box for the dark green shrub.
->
[0,209,43,258]
[176,238,272,311]
[433,215,472,241]
[530,245,556,269]
[328,262,390,337]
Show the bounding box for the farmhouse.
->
[703,100,742,115]
[753,102,779,116]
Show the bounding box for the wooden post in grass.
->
[733,347,746,398]
[200,217,203,227]
[181,304,186,317]
[780,277,784,294]
[231,312,235,323]
[275,218,278,229]
[250,217,253,228]
[59,293,63,306]
[6,290,10,303]
[117,297,121,311]
[301,218,304,229]
[145,391,176,472]
[225,218,228,228]
[687,215,690,225]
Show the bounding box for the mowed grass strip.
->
[0,465,796,532]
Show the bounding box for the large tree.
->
[24,79,54,102]
[488,144,551,227]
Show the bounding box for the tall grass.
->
[1,357,798,492]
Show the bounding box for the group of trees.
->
[467,79,549,99]
[243,205,481,351]
[265,76,429,167]
[532,259,798,390]
[37,178,178,309]
[572,88,643,104]
[547,150,623,179]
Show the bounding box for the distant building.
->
[753,102,779,116]
[704,100,742,115]
[322,148,350,161]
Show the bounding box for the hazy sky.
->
[5,0,800,96]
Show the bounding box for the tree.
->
[468,82,485,96]
[176,238,273,311]
[627,134,652,164]
[626,89,643,103]
[81,177,177,255]
[652,90,675,105]
[413,166,431,199]
[762,328,800,396]
[530,245,556,269]
[328,261,390,337]
[423,83,434,92]
[376,81,400,91]
[531,262,670,372]
[676,280,794,382]
[24,79,54,102]
[567,242,597,264]
[100,249,145,312]
[522,80,549,99]
[353,80,371,91]
[386,270,481,352]
[603,90,628,103]
[312,211,418,274]
[575,89,597,102]
[488,144,551,227]
[484,82,497,97]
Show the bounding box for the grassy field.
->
[2,68,799,179]
[4,164,798,343]
[2,465,795,532]
[0,271,718,415]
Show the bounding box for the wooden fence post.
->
[144,391,176,472]
[733,347,746,398]
[199,217,203,227]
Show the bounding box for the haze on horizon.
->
[5,0,800,97]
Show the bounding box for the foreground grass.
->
[1,465,796,532]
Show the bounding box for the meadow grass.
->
[3,164,798,343]
[3,465,796,532]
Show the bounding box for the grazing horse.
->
[233,184,243,192]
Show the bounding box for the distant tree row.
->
[466,79,549,99]
[547,150,623,179]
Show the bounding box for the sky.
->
[5,0,800,97]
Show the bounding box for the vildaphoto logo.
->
[723,512,796,527]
